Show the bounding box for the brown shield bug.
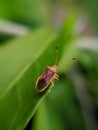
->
[35,47,59,92]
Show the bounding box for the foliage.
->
[0,0,98,130]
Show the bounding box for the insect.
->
[35,47,59,92]
[35,47,76,93]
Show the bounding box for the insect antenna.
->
[55,46,58,66]
[57,57,76,68]
[54,46,76,67]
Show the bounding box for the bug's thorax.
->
[47,65,57,73]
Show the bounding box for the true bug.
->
[35,47,59,92]
[35,47,76,92]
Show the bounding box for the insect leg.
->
[54,74,59,80]
[51,80,54,86]
[55,74,59,78]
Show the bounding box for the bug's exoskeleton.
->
[35,47,59,92]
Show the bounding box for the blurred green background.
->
[0,0,98,130]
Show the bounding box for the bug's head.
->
[47,66,57,73]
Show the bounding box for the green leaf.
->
[0,28,56,130]
[33,101,65,130]
[0,14,77,130]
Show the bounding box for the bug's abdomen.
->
[37,78,47,90]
